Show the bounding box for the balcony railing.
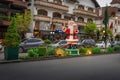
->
[13,1,27,8]
[73,9,97,17]
[0,19,10,26]
[34,15,51,22]
[0,8,8,13]
[52,18,68,23]
[76,21,86,26]
[34,0,68,11]
[0,0,14,2]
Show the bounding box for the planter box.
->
[4,47,19,60]
[66,49,79,55]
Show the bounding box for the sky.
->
[97,0,112,7]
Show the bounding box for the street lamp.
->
[50,31,55,41]
[103,30,105,34]
[102,30,105,41]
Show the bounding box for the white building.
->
[27,0,100,39]
[96,0,120,40]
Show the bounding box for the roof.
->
[91,0,100,7]
[111,0,120,4]
[96,6,119,19]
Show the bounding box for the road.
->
[0,54,120,80]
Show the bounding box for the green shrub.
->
[27,47,47,57]
[106,47,114,53]
[79,47,87,55]
[91,47,101,54]
[44,39,51,44]
[37,46,47,56]
[27,49,39,58]
[47,46,56,55]
[114,46,120,52]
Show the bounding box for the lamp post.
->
[50,31,54,41]
[102,30,105,41]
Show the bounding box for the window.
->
[53,12,61,18]
[78,17,84,22]
[78,5,84,10]
[88,7,93,12]
[64,16,71,20]
[38,9,47,16]
[87,18,93,22]
[53,0,62,4]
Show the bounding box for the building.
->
[0,0,28,43]
[96,0,120,40]
[29,0,100,40]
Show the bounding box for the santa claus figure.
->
[62,19,79,44]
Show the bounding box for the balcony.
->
[73,9,97,17]
[0,19,10,26]
[76,21,86,26]
[34,15,51,22]
[0,8,8,13]
[0,0,14,3]
[34,0,68,12]
[12,1,27,8]
[53,18,68,23]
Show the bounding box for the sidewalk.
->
[0,51,28,63]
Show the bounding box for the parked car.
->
[48,40,67,47]
[111,41,120,47]
[81,39,96,47]
[95,41,111,48]
[19,38,45,53]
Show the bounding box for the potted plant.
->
[4,17,20,60]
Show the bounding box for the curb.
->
[0,53,120,64]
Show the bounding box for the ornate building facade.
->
[0,0,27,43]
[29,0,100,40]
[96,0,120,40]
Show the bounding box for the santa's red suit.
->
[62,20,79,44]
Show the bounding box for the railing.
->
[52,18,68,23]
[13,1,27,8]
[34,0,68,11]
[0,8,8,13]
[0,19,10,26]
[34,15,51,22]
[76,21,86,26]
[73,9,97,17]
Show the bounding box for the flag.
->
[103,6,109,26]
[109,22,113,29]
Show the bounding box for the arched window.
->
[78,17,84,22]
[78,5,84,10]
[54,0,62,4]
[87,18,93,22]
[53,12,61,18]
[64,16,71,20]
[38,9,47,16]
[88,7,93,12]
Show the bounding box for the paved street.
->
[0,54,120,80]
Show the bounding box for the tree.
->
[103,6,109,48]
[84,21,97,38]
[4,17,20,47]
[16,10,31,39]
[100,27,113,40]
[4,17,20,60]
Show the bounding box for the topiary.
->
[4,17,20,47]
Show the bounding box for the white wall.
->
[111,4,120,8]
[78,0,96,8]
